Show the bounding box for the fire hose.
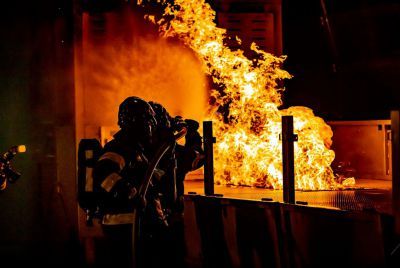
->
[132,127,187,268]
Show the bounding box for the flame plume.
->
[145,0,346,190]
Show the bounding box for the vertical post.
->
[203,121,215,196]
[282,116,296,204]
[391,111,400,234]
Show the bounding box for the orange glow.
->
[80,10,208,129]
[342,177,356,187]
[17,145,26,153]
[146,0,355,190]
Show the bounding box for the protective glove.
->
[111,179,138,201]
[171,116,187,132]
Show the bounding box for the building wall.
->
[282,0,400,120]
[215,0,283,56]
[0,1,79,266]
[75,4,209,143]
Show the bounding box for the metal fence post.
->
[203,121,216,196]
[282,116,296,204]
[391,111,400,234]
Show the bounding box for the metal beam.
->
[391,111,400,234]
[203,121,216,196]
[282,116,296,204]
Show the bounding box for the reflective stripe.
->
[85,167,93,192]
[0,179,6,191]
[85,150,93,159]
[99,152,126,170]
[100,172,122,192]
[102,213,135,225]
[137,152,148,164]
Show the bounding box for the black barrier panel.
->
[281,204,386,268]
[186,196,283,268]
[232,200,283,268]
[183,196,203,268]
[193,196,233,268]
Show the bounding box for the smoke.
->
[81,14,208,128]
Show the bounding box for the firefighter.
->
[175,117,204,210]
[148,101,205,213]
[92,96,204,267]
[148,101,205,268]
[0,145,25,192]
[92,96,167,268]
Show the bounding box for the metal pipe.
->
[282,116,296,204]
[320,0,339,72]
[203,121,215,196]
[391,111,400,234]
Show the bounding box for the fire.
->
[144,0,353,190]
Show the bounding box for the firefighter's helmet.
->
[118,96,157,138]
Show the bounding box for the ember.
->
[145,0,354,190]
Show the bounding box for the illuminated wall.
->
[75,4,208,141]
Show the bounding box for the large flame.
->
[145,0,348,190]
